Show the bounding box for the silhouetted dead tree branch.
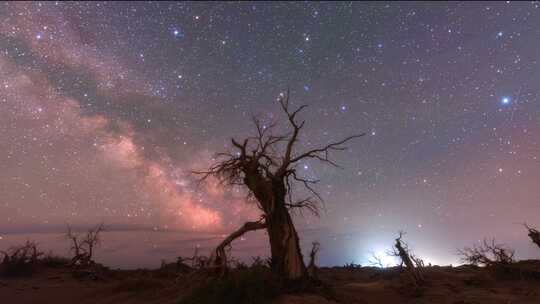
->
[391,232,425,287]
[194,89,364,281]
[208,218,267,277]
[458,238,515,267]
[66,223,104,267]
[368,251,384,268]
[174,248,210,278]
[524,223,540,250]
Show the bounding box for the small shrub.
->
[235,261,248,270]
[0,241,43,276]
[179,268,280,304]
[343,261,362,269]
[458,238,514,267]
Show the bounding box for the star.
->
[172,28,184,38]
[501,96,511,105]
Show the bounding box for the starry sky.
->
[1,1,540,268]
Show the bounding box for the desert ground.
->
[2,259,540,304]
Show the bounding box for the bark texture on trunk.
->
[247,178,307,280]
[266,203,306,280]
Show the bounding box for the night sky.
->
[1,2,540,268]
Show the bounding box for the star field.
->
[1,2,540,267]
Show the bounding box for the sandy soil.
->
[1,262,540,304]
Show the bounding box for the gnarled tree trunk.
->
[266,203,306,280]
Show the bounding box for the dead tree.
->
[524,223,540,250]
[458,238,515,267]
[307,242,320,279]
[66,223,104,267]
[195,90,364,281]
[368,251,384,268]
[391,232,425,287]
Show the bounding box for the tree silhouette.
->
[523,223,540,250]
[390,232,425,287]
[195,90,364,280]
[65,223,104,267]
[458,238,515,266]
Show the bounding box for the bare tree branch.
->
[208,219,267,276]
[368,251,385,268]
[523,223,540,250]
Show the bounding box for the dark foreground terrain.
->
[2,259,540,304]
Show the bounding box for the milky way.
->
[1,2,540,267]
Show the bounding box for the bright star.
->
[172,28,184,38]
[501,97,510,105]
